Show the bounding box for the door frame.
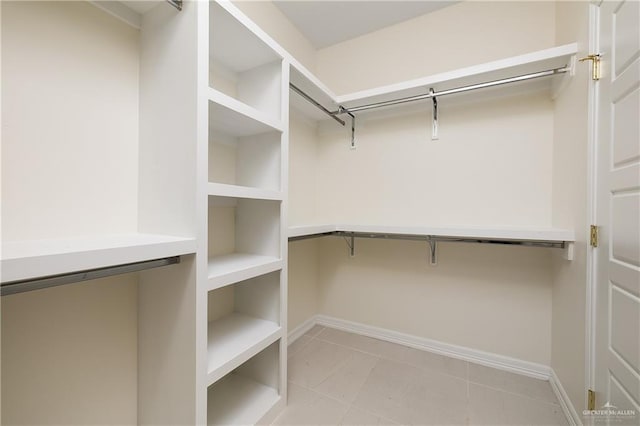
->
[585,0,601,419]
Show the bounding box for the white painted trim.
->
[287,316,317,344]
[550,368,583,426]
[314,315,551,380]
[585,2,601,416]
[89,1,141,29]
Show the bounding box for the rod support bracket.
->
[343,233,355,257]
[339,106,356,149]
[430,88,438,140]
[427,237,437,266]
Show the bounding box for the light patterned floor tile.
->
[468,383,567,425]
[303,325,326,338]
[469,363,557,404]
[353,358,468,425]
[314,350,379,403]
[288,339,360,389]
[288,335,312,359]
[316,328,408,361]
[401,347,468,380]
[272,382,349,426]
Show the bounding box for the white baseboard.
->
[287,315,317,344]
[288,314,578,426]
[315,314,551,380]
[550,368,582,425]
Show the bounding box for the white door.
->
[594,0,640,423]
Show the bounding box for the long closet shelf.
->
[89,1,181,30]
[1,233,197,285]
[208,183,283,201]
[336,43,578,108]
[207,253,282,291]
[209,88,284,137]
[288,224,575,245]
[207,373,281,426]
[207,313,281,386]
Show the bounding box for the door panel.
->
[595,0,640,419]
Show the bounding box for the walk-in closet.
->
[2,1,638,425]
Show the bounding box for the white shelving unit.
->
[203,1,288,424]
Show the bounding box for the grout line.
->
[468,381,562,407]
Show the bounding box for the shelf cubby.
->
[209,1,282,122]
[207,197,281,289]
[207,271,281,385]
[207,340,281,425]
[208,102,282,192]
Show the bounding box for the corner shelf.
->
[207,313,281,385]
[207,254,282,291]
[1,233,197,284]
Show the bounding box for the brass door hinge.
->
[590,225,599,247]
[588,389,596,411]
[580,54,601,81]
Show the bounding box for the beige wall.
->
[316,1,556,94]
[551,0,591,412]
[306,1,557,365]
[1,276,138,425]
[1,2,140,423]
[1,0,139,241]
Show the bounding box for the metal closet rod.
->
[333,67,569,115]
[167,0,182,11]
[290,83,346,126]
[0,256,181,296]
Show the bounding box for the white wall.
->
[316,1,556,94]
[1,276,138,425]
[551,0,591,412]
[1,0,139,241]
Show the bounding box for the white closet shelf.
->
[207,313,281,386]
[1,233,197,284]
[288,224,575,243]
[209,88,284,137]
[208,183,283,201]
[90,1,181,30]
[337,43,578,108]
[207,373,280,426]
[207,253,282,291]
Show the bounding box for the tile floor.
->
[272,326,568,426]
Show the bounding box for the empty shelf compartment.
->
[207,271,281,384]
[209,2,282,122]
[207,339,281,425]
[208,118,282,191]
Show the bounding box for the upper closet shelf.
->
[1,234,197,293]
[209,89,284,137]
[337,43,578,108]
[90,1,181,29]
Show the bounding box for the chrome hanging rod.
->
[333,66,569,115]
[167,0,183,11]
[1,256,181,296]
[289,83,346,126]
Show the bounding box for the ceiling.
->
[273,1,458,49]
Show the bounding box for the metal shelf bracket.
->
[427,237,438,266]
[430,88,438,140]
[343,233,355,257]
